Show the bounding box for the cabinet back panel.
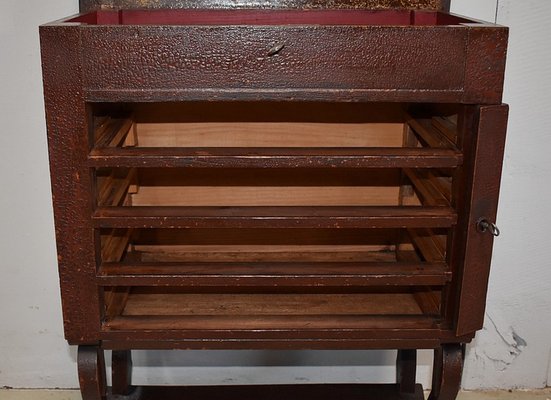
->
[135,123,403,148]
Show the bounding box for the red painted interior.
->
[65,10,476,26]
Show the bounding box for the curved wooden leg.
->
[78,345,107,400]
[428,344,465,400]
[396,349,417,394]
[112,350,133,396]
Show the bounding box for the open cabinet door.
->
[450,105,508,336]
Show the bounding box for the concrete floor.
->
[1,390,550,400]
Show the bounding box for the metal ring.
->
[488,222,500,237]
[477,219,500,237]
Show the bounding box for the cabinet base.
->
[78,344,464,400]
[109,384,425,400]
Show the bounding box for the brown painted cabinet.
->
[40,1,508,399]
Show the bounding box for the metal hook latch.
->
[477,218,500,237]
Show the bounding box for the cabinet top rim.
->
[80,0,450,12]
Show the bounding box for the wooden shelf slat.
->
[97,168,136,207]
[408,228,446,263]
[404,168,450,206]
[120,292,422,316]
[101,229,132,263]
[432,116,458,144]
[104,314,436,331]
[88,147,463,168]
[397,244,442,316]
[92,206,457,229]
[407,116,457,150]
[135,246,396,263]
[97,261,451,287]
[95,118,133,148]
[101,291,437,332]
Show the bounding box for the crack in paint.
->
[469,313,527,373]
[487,313,527,357]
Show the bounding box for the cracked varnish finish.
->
[463,27,509,103]
[40,26,101,343]
[80,0,450,12]
[81,26,469,102]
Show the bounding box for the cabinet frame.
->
[40,4,508,399]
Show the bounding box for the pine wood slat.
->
[406,115,457,150]
[432,116,458,144]
[97,261,451,287]
[92,206,458,229]
[135,246,396,263]
[95,118,133,148]
[408,228,446,263]
[88,147,463,168]
[103,315,436,332]
[119,292,422,316]
[404,168,450,207]
[97,168,136,207]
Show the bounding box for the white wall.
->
[458,0,551,390]
[0,0,549,390]
[0,0,79,388]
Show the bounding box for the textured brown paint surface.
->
[462,27,509,104]
[40,26,102,344]
[80,0,449,12]
[80,26,466,100]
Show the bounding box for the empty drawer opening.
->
[101,287,443,333]
[88,102,461,168]
[98,227,449,262]
[97,227,450,292]
[95,166,453,207]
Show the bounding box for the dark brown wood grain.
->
[112,350,133,396]
[97,261,451,287]
[101,338,446,350]
[451,105,508,336]
[89,147,463,169]
[93,205,457,229]
[104,315,439,333]
[428,344,464,400]
[98,320,473,345]
[397,349,417,393]
[78,346,107,400]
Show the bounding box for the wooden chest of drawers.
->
[40,0,508,398]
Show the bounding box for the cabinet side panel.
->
[462,27,508,104]
[40,26,101,344]
[80,0,449,12]
[450,105,508,336]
